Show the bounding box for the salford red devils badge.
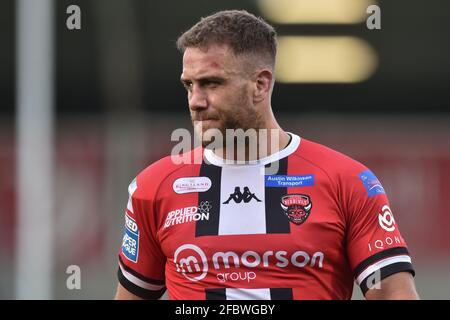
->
[280,194,312,225]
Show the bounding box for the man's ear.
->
[253,69,273,103]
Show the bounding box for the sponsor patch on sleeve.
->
[122,213,139,263]
[358,170,386,197]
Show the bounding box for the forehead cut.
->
[181,45,247,80]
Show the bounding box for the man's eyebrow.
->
[199,76,226,83]
[180,75,226,83]
[180,77,189,84]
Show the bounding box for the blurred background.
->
[1,0,449,299]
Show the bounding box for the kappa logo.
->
[378,205,396,232]
[223,186,262,204]
[280,194,312,225]
[173,177,212,194]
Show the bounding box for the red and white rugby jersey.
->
[118,133,415,300]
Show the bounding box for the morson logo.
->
[173,244,324,283]
[174,244,209,282]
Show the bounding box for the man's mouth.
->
[195,117,218,121]
[195,119,219,125]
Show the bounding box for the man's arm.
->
[115,174,167,300]
[365,272,419,300]
[114,283,144,300]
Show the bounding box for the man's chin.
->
[200,132,224,149]
[193,124,224,145]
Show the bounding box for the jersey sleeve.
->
[343,167,415,295]
[117,177,167,299]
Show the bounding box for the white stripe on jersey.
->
[356,255,412,285]
[204,133,301,167]
[219,166,266,235]
[119,261,165,291]
[226,288,271,300]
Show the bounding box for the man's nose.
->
[188,86,207,111]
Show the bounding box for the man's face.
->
[181,44,261,147]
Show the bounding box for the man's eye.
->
[183,82,193,91]
[204,81,219,88]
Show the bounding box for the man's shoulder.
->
[293,137,367,175]
[132,147,203,197]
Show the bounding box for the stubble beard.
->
[193,106,263,150]
[191,87,264,150]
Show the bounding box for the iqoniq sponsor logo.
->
[378,205,396,232]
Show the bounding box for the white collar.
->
[203,132,301,167]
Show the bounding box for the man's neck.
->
[212,128,291,162]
